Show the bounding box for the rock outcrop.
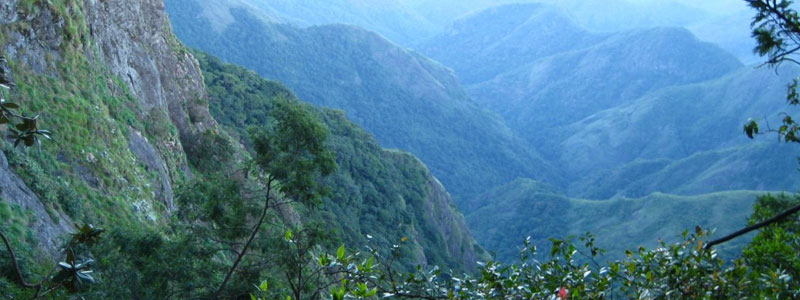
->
[0,0,217,249]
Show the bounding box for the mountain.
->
[468,178,764,261]
[235,0,438,46]
[422,4,795,196]
[195,52,487,270]
[688,9,758,64]
[546,0,708,32]
[423,4,742,138]
[464,27,742,138]
[417,3,799,258]
[559,65,800,197]
[420,3,605,85]
[0,0,485,296]
[165,0,563,200]
[206,0,754,64]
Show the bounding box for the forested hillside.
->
[195,52,487,271]
[416,2,800,258]
[162,0,800,264]
[0,0,485,297]
[166,0,562,200]
[467,178,764,261]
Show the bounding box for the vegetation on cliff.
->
[1,0,800,299]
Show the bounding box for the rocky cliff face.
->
[0,0,215,251]
[0,151,72,256]
[1,0,486,273]
[423,176,483,269]
[82,0,216,135]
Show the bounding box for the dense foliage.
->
[247,195,800,300]
[196,52,486,272]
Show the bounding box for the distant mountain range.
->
[420,3,799,199]
[167,0,563,200]
[165,0,798,261]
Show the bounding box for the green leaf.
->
[259,280,268,291]
[76,271,96,284]
[744,119,759,139]
[366,256,374,270]
[337,244,345,260]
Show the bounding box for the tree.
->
[214,96,337,297]
[744,0,800,142]
[715,0,800,248]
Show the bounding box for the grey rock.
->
[0,0,219,252]
[423,176,484,269]
[83,0,217,138]
[0,151,72,256]
[128,129,173,210]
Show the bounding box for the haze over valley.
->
[165,0,798,259]
[2,0,800,297]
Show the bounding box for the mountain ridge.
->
[166,0,565,200]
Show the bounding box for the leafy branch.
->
[213,97,336,298]
[735,0,800,249]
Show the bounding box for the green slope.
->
[196,52,488,270]
[468,178,765,262]
[561,66,800,197]
[166,0,563,201]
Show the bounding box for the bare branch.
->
[706,203,800,249]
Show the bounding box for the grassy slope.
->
[468,178,764,262]
[562,65,800,198]
[0,0,187,292]
[0,0,180,234]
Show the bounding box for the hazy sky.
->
[235,0,759,62]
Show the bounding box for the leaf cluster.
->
[274,218,799,300]
[250,96,337,206]
[745,1,800,144]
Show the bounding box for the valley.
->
[165,0,800,261]
[1,0,799,298]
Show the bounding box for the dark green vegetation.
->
[196,52,485,272]
[288,193,800,299]
[166,0,561,201]
[467,178,764,261]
